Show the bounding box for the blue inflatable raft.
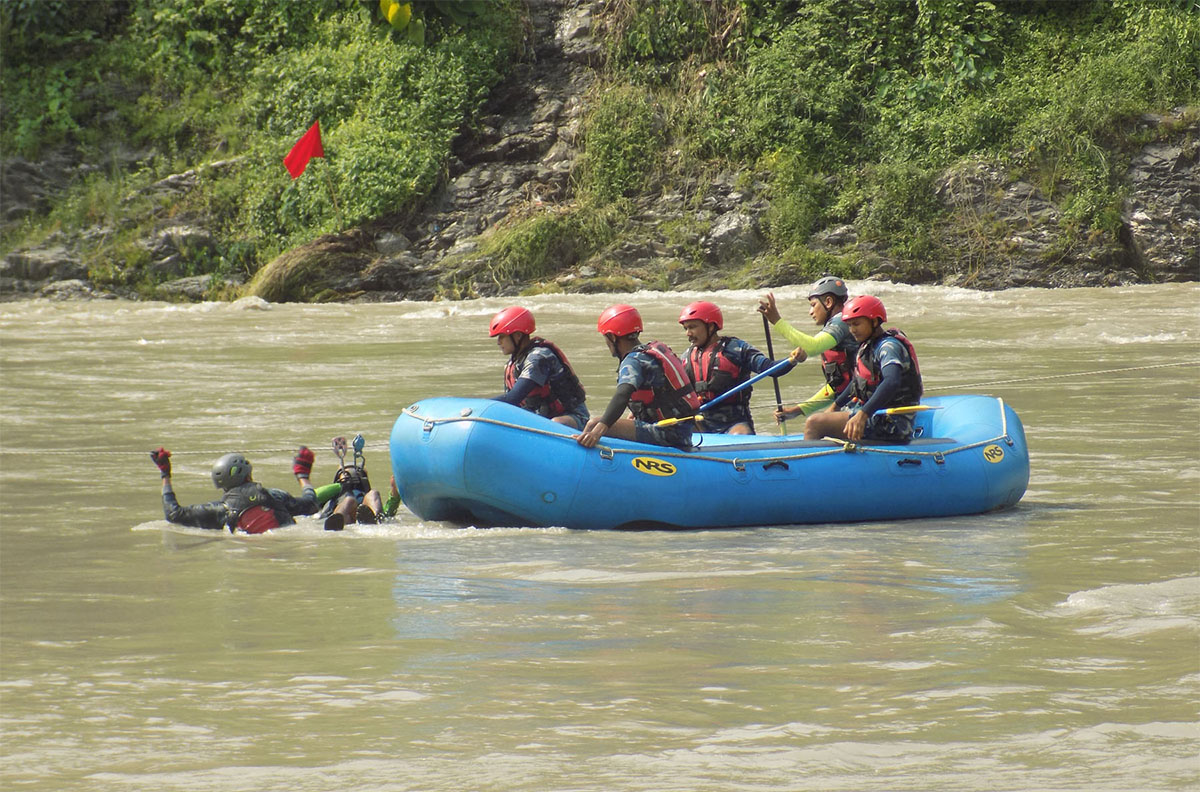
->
[389,394,1029,530]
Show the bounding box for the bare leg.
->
[604,418,640,441]
[335,496,357,523]
[553,415,582,429]
[804,411,850,441]
[727,423,754,435]
[363,489,384,517]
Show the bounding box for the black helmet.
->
[212,453,252,490]
[807,276,849,301]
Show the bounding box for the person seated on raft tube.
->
[678,300,795,435]
[319,435,386,527]
[803,295,923,443]
[489,306,590,430]
[150,447,338,533]
[575,304,701,451]
[758,275,860,424]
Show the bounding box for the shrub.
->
[576,84,665,202]
[474,201,627,288]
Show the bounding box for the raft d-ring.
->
[599,447,614,460]
[733,459,746,472]
[933,451,946,465]
[459,407,473,417]
[1004,435,1014,447]
[422,420,435,432]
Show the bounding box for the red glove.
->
[151,447,172,478]
[293,446,315,479]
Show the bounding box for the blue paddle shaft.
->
[699,357,793,413]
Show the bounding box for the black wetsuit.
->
[162,483,320,531]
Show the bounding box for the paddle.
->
[657,357,794,427]
[659,400,940,427]
[762,313,785,435]
[882,405,941,415]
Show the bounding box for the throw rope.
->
[5,361,1194,458]
[925,360,1197,391]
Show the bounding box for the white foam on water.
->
[1058,576,1200,636]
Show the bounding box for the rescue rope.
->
[3,443,392,457]
[924,360,1197,391]
[5,361,1193,458]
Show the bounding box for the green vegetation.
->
[578,0,1199,271]
[2,0,1196,298]
[1,0,522,294]
[437,201,628,298]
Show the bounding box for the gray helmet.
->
[807,276,849,301]
[212,453,252,490]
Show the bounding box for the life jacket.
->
[628,341,702,422]
[222,482,282,534]
[503,337,587,418]
[684,337,746,407]
[820,315,860,395]
[334,465,371,496]
[851,328,923,408]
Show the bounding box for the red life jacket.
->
[503,337,587,418]
[851,328,923,407]
[683,337,745,406]
[237,506,280,534]
[820,316,859,395]
[629,341,702,422]
[223,483,282,534]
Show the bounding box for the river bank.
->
[1,1,1196,303]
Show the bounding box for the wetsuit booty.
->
[355,503,378,525]
[323,513,345,532]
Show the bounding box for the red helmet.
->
[489,306,535,337]
[841,295,887,323]
[597,304,642,337]
[678,300,723,330]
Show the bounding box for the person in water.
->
[803,295,923,443]
[319,435,386,528]
[758,275,860,423]
[575,304,700,450]
[677,300,794,434]
[489,306,590,430]
[150,446,337,533]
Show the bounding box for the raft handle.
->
[763,460,790,472]
[897,458,922,467]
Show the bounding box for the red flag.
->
[283,121,324,179]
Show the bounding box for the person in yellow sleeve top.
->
[758,275,859,425]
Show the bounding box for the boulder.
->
[703,212,764,265]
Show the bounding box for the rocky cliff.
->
[1,0,1196,301]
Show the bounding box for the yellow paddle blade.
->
[655,414,703,428]
[882,405,942,415]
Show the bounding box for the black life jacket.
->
[334,465,371,495]
[851,328,923,408]
[503,337,587,418]
[222,482,282,534]
[628,341,702,422]
[684,337,747,407]
[820,315,860,395]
